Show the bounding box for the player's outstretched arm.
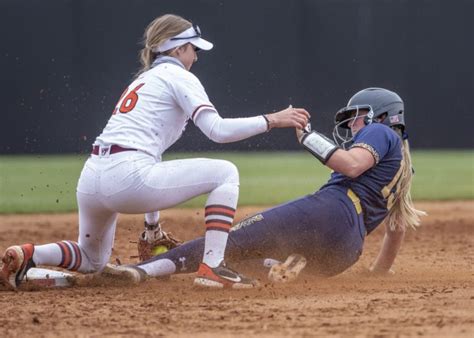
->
[195,107,309,143]
[369,222,406,275]
[295,127,375,177]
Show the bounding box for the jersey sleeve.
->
[170,71,216,122]
[194,109,268,143]
[351,124,396,164]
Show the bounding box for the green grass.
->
[0,155,85,213]
[0,150,472,213]
[409,150,474,200]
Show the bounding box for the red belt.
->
[91,145,137,155]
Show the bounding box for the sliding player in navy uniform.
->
[103,87,426,287]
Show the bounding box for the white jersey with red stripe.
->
[95,57,215,159]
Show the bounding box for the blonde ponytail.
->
[137,14,192,74]
[139,48,156,74]
[386,132,426,231]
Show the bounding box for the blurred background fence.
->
[1,0,473,154]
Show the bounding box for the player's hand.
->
[295,122,311,143]
[265,106,310,130]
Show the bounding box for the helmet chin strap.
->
[363,108,374,125]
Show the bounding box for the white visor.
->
[153,25,213,53]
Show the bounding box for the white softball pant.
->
[75,150,239,272]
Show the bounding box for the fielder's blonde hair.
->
[386,128,426,231]
[138,14,191,74]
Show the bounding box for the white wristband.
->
[301,131,339,164]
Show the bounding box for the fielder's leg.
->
[32,191,117,273]
[0,192,117,289]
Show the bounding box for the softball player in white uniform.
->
[1,14,309,289]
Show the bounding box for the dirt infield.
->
[0,201,472,337]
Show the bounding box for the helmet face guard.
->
[332,105,373,148]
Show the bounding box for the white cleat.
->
[268,254,307,283]
[100,263,147,285]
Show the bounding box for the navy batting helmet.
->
[334,87,405,130]
[332,88,405,147]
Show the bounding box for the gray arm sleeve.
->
[194,108,268,143]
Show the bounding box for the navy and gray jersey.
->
[321,123,403,233]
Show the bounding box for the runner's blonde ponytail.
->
[386,129,426,231]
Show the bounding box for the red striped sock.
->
[56,241,82,271]
[204,204,236,232]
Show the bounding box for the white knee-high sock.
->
[33,243,62,266]
[33,241,91,272]
[203,230,229,268]
[202,181,238,268]
[138,259,176,277]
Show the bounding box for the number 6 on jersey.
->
[112,83,145,115]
